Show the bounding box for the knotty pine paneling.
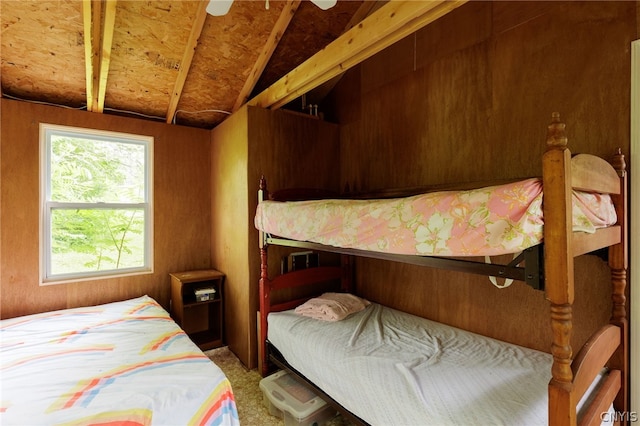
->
[1,99,212,318]
[327,1,633,353]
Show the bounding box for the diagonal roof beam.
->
[303,0,384,103]
[231,0,301,112]
[248,0,468,110]
[165,1,209,124]
[96,0,117,113]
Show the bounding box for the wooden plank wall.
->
[210,107,252,366]
[326,1,634,353]
[211,105,339,368]
[0,99,212,318]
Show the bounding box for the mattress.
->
[268,302,554,425]
[0,295,239,426]
[255,178,617,257]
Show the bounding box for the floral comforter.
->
[255,178,617,256]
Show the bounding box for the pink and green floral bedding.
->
[0,296,239,426]
[255,178,617,257]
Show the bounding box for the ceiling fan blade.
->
[206,0,336,16]
[206,0,233,16]
[310,0,337,10]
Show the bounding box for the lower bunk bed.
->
[254,113,629,426]
[0,295,239,426]
[268,297,612,425]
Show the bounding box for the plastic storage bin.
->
[259,370,336,426]
[194,287,216,302]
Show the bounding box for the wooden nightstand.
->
[170,269,224,350]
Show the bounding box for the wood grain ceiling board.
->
[1,1,462,130]
[173,1,286,128]
[251,0,364,99]
[1,0,87,107]
[105,1,201,120]
[250,1,468,110]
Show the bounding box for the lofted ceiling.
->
[1,0,467,129]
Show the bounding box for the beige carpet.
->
[205,346,353,426]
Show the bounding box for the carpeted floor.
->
[205,346,352,426]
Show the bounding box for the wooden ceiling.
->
[1,0,467,129]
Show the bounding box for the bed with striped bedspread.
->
[0,295,239,426]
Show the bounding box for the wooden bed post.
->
[543,113,576,426]
[258,176,271,377]
[609,149,629,417]
[258,176,269,250]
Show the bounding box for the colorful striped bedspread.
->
[0,295,239,426]
[255,178,617,257]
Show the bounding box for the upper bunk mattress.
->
[255,178,616,256]
[268,302,552,425]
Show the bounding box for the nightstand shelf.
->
[170,269,225,351]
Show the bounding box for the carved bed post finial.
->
[611,148,626,178]
[258,175,269,203]
[546,112,568,150]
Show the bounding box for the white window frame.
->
[40,123,154,284]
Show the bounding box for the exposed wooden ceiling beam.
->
[82,0,102,112]
[165,1,209,124]
[82,0,116,113]
[248,0,468,110]
[231,0,301,113]
[346,1,389,33]
[96,0,117,113]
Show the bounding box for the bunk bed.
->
[254,113,628,426]
[0,295,239,426]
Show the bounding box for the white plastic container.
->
[194,287,216,302]
[259,370,336,426]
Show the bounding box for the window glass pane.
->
[41,124,152,283]
[50,208,146,275]
[50,135,146,204]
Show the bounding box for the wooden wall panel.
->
[355,254,612,353]
[211,105,339,368]
[247,107,339,368]
[0,98,212,318]
[327,1,633,353]
[336,1,632,192]
[210,106,251,366]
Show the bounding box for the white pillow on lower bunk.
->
[294,292,370,321]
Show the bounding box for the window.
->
[40,124,153,283]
